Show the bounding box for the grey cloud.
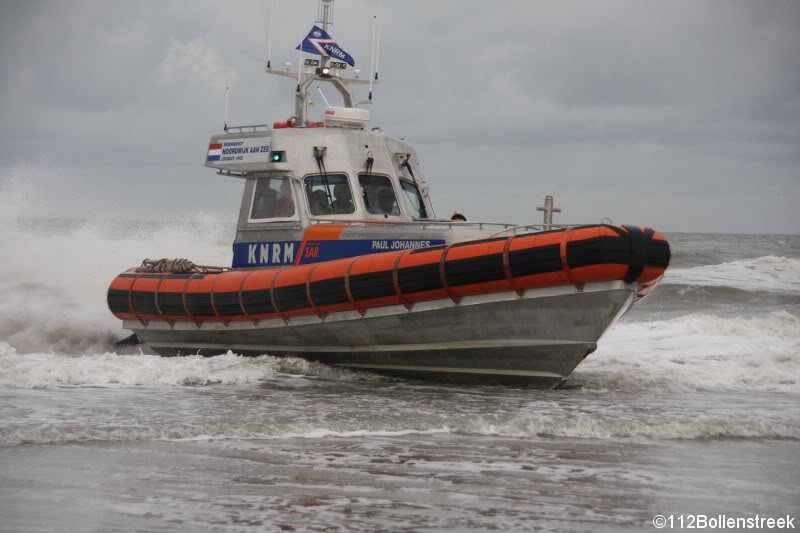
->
[0,0,798,233]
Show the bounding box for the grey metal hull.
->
[128,281,635,388]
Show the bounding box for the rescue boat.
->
[107,1,670,387]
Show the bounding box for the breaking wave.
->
[1,212,798,448]
[0,215,231,354]
[664,255,800,294]
[0,343,378,387]
[1,410,797,445]
[580,310,800,392]
[1,311,798,444]
[1,311,798,393]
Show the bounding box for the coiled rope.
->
[135,258,197,273]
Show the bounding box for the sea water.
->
[0,218,798,531]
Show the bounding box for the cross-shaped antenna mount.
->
[536,195,561,229]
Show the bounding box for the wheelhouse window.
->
[358,174,401,216]
[304,174,355,216]
[399,180,429,219]
[250,176,296,220]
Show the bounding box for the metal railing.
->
[309,218,518,231]
[223,124,271,133]
[307,218,613,236]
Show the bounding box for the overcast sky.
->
[0,0,798,233]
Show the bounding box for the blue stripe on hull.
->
[231,239,446,268]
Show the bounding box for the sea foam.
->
[1,311,797,393]
[1,409,797,445]
[0,212,231,354]
[664,255,800,294]
[581,310,800,392]
[0,343,377,387]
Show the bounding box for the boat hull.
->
[129,281,634,387]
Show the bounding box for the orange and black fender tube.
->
[107,224,670,322]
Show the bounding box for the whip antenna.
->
[297,14,303,79]
[296,15,303,99]
[375,0,381,81]
[368,14,377,100]
[224,85,229,131]
[317,86,331,108]
[266,0,274,68]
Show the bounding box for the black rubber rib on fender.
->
[107,289,132,314]
[623,225,655,283]
[131,291,159,315]
[646,239,671,268]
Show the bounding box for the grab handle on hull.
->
[181,273,203,328]
[439,244,462,305]
[560,227,584,291]
[502,235,525,297]
[270,268,290,324]
[305,263,327,320]
[238,270,259,325]
[209,272,227,326]
[392,249,415,310]
[128,273,149,327]
[344,259,366,316]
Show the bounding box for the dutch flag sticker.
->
[207,143,222,162]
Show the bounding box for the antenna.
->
[296,9,307,124]
[296,16,303,91]
[224,85,229,131]
[320,0,333,33]
[317,86,331,108]
[266,0,372,122]
[368,14,377,100]
[375,0,382,81]
[537,195,561,229]
[266,0,274,69]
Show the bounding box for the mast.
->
[265,0,375,126]
[320,0,332,42]
[537,196,562,229]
